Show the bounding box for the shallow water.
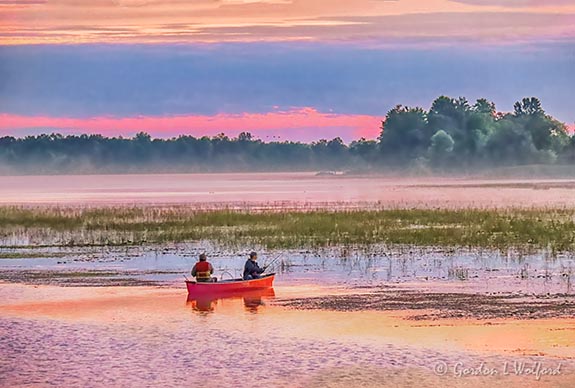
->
[1,245,575,386]
[1,245,574,295]
[1,283,574,388]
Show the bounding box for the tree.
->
[510,98,569,157]
[349,138,378,164]
[428,130,455,167]
[237,132,253,142]
[514,97,544,117]
[134,132,152,143]
[524,114,569,152]
[473,98,496,116]
[485,119,539,165]
[427,96,475,160]
[463,99,498,161]
[379,105,429,163]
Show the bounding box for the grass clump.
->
[0,251,69,259]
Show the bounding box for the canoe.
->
[186,273,275,296]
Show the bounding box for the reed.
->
[0,205,574,252]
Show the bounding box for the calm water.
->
[1,173,575,208]
[1,246,575,387]
[1,282,574,388]
[1,245,574,294]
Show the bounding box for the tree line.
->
[379,96,573,169]
[0,96,573,174]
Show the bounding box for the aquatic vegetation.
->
[447,267,469,281]
[0,251,70,259]
[0,205,575,252]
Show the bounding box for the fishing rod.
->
[263,253,283,272]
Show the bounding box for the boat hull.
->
[186,273,275,296]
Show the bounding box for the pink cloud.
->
[0,108,381,142]
[3,0,575,45]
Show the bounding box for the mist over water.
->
[2,173,575,208]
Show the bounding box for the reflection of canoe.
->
[186,287,276,302]
[185,273,275,296]
[186,288,276,313]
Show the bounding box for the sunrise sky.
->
[1,0,574,141]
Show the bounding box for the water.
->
[1,282,574,388]
[1,246,575,387]
[1,245,573,294]
[2,173,575,386]
[1,173,575,208]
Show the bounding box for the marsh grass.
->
[0,206,574,252]
[0,251,70,259]
[448,267,470,281]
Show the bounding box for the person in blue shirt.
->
[243,251,265,280]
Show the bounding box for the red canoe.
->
[186,273,275,296]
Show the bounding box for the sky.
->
[0,0,574,142]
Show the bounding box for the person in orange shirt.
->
[191,253,214,282]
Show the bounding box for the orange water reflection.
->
[1,282,574,387]
[1,283,573,358]
[186,288,276,314]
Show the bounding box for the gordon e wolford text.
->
[451,361,562,380]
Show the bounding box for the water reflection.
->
[2,243,575,295]
[186,288,276,314]
[2,282,575,387]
